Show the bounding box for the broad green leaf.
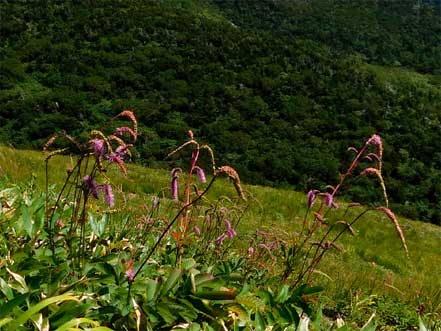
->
[55,317,99,331]
[193,289,237,300]
[19,203,33,237]
[89,212,108,238]
[182,258,196,270]
[275,284,290,303]
[159,268,182,296]
[418,317,428,331]
[301,285,323,296]
[0,317,13,328]
[9,293,79,328]
[254,310,265,331]
[157,303,176,324]
[0,277,14,300]
[6,268,28,293]
[146,279,159,302]
[50,301,92,328]
[0,292,30,318]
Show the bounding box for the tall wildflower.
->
[225,219,237,239]
[107,152,128,176]
[215,233,227,246]
[115,127,137,141]
[323,193,333,208]
[377,206,408,254]
[126,259,135,283]
[307,190,319,208]
[170,168,181,200]
[101,184,114,208]
[83,175,99,199]
[91,138,105,157]
[195,166,206,183]
[367,134,383,160]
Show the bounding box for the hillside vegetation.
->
[1,144,440,329]
[0,0,440,223]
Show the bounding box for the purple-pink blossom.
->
[101,184,114,207]
[307,190,319,208]
[193,225,201,236]
[115,144,131,158]
[323,193,333,207]
[225,219,237,239]
[106,152,128,176]
[83,175,99,199]
[115,126,137,140]
[367,134,383,159]
[171,176,179,200]
[195,166,206,183]
[56,219,64,228]
[107,152,123,164]
[215,233,227,246]
[170,168,181,200]
[126,259,135,282]
[91,139,105,157]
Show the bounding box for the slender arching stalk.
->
[132,175,217,281]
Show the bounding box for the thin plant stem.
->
[132,175,216,281]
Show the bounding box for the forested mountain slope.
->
[1,0,440,223]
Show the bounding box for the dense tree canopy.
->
[0,0,440,223]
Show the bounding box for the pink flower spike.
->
[307,190,319,208]
[171,168,182,177]
[56,219,64,228]
[115,127,137,140]
[215,233,227,246]
[193,226,201,236]
[115,110,138,138]
[368,134,382,146]
[101,184,114,207]
[107,152,128,176]
[91,139,105,157]
[367,134,383,159]
[115,144,132,158]
[126,259,135,282]
[323,193,333,207]
[195,166,206,183]
[227,227,237,239]
[361,167,380,176]
[171,176,179,200]
[225,219,236,238]
[83,175,99,199]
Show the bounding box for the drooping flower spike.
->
[194,166,207,183]
[225,219,237,239]
[91,138,105,157]
[367,134,383,160]
[101,184,114,207]
[115,126,137,141]
[323,193,333,208]
[83,175,100,199]
[307,190,319,208]
[170,168,182,200]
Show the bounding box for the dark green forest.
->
[1,0,440,224]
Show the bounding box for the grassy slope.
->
[1,145,440,321]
